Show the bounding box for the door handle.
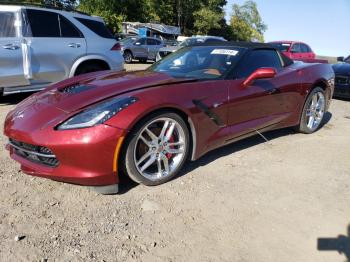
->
[2,44,20,50]
[68,43,81,48]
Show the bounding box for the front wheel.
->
[297,87,326,134]
[122,112,190,186]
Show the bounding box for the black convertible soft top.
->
[195,41,294,66]
[195,41,274,49]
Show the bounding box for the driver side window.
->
[291,43,301,53]
[236,49,282,78]
[138,38,147,45]
[0,12,16,37]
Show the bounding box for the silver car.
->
[121,37,164,63]
[156,36,227,61]
[0,5,124,96]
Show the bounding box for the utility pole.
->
[177,0,182,28]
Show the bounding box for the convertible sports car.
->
[4,42,334,194]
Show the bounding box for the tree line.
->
[13,0,267,41]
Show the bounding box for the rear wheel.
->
[297,87,326,133]
[75,62,109,76]
[122,112,190,186]
[123,51,133,64]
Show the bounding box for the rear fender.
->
[69,55,112,77]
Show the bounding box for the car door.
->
[132,38,148,58]
[226,49,297,139]
[23,8,86,84]
[0,9,30,88]
[147,38,162,60]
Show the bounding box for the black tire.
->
[122,112,190,186]
[123,50,133,64]
[296,87,326,134]
[75,63,107,76]
[138,58,148,63]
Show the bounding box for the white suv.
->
[0,5,124,95]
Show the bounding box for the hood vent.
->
[59,84,95,94]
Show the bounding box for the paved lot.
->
[124,62,151,71]
[0,64,349,262]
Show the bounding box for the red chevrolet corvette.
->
[4,42,334,194]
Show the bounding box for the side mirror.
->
[243,68,277,87]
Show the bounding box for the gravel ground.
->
[0,64,349,262]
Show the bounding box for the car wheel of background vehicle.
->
[75,61,109,76]
[138,58,148,63]
[123,51,133,64]
[297,87,326,134]
[122,112,190,186]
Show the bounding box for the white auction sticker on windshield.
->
[211,49,239,56]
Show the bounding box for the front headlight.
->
[57,96,138,130]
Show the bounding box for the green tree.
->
[12,0,77,8]
[193,0,226,35]
[78,0,156,33]
[229,0,267,42]
[194,7,222,35]
[44,0,77,8]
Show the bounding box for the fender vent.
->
[59,84,95,94]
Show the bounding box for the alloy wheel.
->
[133,117,187,181]
[124,52,132,63]
[305,91,325,131]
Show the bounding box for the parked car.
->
[114,33,136,41]
[0,5,124,96]
[156,35,226,61]
[269,41,316,60]
[120,37,164,63]
[333,55,350,98]
[4,42,334,194]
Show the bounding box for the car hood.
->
[24,70,195,114]
[332,63,350,75]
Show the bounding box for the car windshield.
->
[271,43,291,52]
[345,56,350,63]
[149,46,244,80]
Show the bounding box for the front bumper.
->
[5,124,126,186]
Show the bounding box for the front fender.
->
[105,96,199,161]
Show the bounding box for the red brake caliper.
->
[166,135,175,159]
